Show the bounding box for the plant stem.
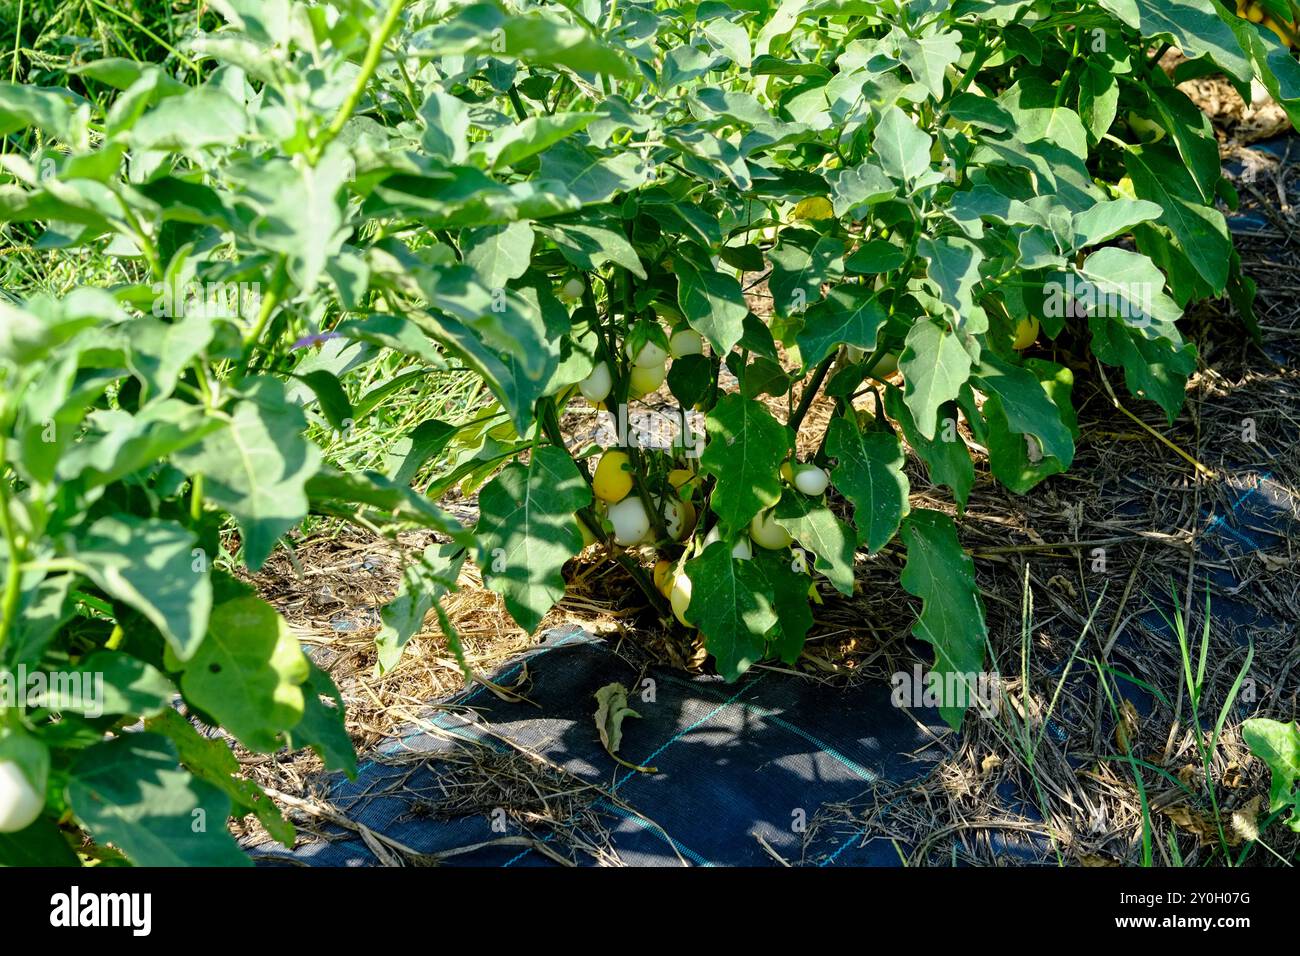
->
[308,0,409,165]
[788,352,835,434]
[0,440,23,657]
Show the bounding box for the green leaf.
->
[699,395,790,537]
[917,236,985,332]
[146,708,295,848]
[751,549,814,664]
[463,221,535,288]
[57,400,224,488]
[1099,0,1250,83]
[1149,85,1221,203]
[385,418,458,487]
[899,319,972,440]
[487,112,597,169]
[1070,198,1164,250]
[676,254,749,355]
[1241,718,1300,830]
[376,544,466,673]
[128,86,246,151]
[1124,145,1232,293]
[68,733,250,867]
[226,147,350,290]
[980,359,1080,494]
[1072,246,1186,342]
[127,310,215,402]
[794,284,888,371]
[845,239,906,274]
[298,370,353,433]
[176,594,310,753]
[75,515,212,662]
[0,83,91,148]
[825,416,909,553]
[667,353,712,408]
[174,376,321,571]
[544,221,645,279]
[884,388,973,510]
[28,651,172,717]
[773,493,857,595]
[1078,61,1120,142]
[897,29,962,100]
[0,817,80,867]
[305,468,470,540]
[282,660,357,778]
[1089,313,1196,423]
[474,445,591,633]
[419,91,471,163]
[970,351,1075,465]
[829,161,896,218]
[683,541,774,680]
[899,509,987,730]
[539,140,651,204]
[873,105,933,183]
[768,232,844,316]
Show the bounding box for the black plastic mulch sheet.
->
[257,625,950,867]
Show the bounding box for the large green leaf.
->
[146,709,295,848]
[74,515,212,662]
[899,318,973,440]
[68,734,250,867]
[474,445,591,633]
[1099,0,1250,83]
[899,509,987,730]
[282,660,357,778]
[174,376,321,571]
[980,359,1080,494]
[794,284,888,371]
[676,255,749,355]
[27,650,172,717]
[825,416,909,553]
[1124,145,1231,293]
[884,388,973,509]
[773,492,857,595]
[970,351,1075,465]
[175,594,310,752]
[699,395,790,538]
[873,105,933,183]
[1241,718,1300,831]
[463,220,535,288]
[682,541,774,680]
[1089,314,1197,423]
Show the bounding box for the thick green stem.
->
[308,0,409,165]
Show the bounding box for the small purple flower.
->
[291,330,342,350]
